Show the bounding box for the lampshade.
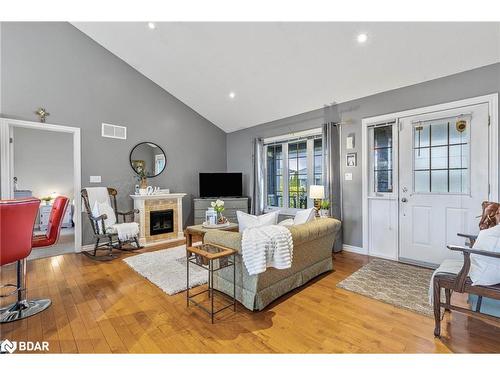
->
[309,185,325,199]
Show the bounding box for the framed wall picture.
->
[346,152,357,167]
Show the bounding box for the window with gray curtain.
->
[264,133,323,210]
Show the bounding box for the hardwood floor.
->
[1,241,499,353]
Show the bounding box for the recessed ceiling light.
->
[229,92,236,99]
[147,22,156,30]
[357,33,368,44]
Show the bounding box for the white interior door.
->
[399,103,490,266]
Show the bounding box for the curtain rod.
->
[263,127,322,144]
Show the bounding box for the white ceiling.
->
[73,22,500,133]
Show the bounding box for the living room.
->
[1,0,500,372]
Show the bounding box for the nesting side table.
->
[186,243,237,323]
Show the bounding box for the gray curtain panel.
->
[323,122,343,251]
[251,137,265,215]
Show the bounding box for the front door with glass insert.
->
[398,103,490,266]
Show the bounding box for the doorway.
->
[362,94,498,267]
[0,118,82,256]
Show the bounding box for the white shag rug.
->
[123,243,207,295]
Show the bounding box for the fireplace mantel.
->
[131,193,186,246]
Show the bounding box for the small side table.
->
[184,223,239,247]
[186,243,237,323]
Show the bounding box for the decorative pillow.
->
[293,208,316,225]
[278,219,295,227]
[469,224,500,286]
[92,201,117,233]
[236,211,279,232]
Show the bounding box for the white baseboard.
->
[81,236,186,253]
[80,244,94,252]
[342,244,368,255]
[369,252,398,261]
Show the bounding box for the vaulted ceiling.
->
[73,22,500,132]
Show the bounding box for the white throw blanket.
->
[85,187,110,210]
[111,222,139,242]
[428,258,464,304]
[241,225,293,275]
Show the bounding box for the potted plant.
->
[211,199,227,224]
[135,169,148,191]
[320,200,330,218]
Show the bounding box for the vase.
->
[320,209,329,218]
[140,177,148,189]
[217,211,226,224]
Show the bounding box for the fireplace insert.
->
[150,209,174,236]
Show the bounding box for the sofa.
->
[203,217,341,311]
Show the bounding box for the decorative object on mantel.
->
[134,167,148,193]
[309,185,325,217]
[35,107,50,123]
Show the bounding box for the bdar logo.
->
[0,339,17,354]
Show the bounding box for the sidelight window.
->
[372,125,394,193]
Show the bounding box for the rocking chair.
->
[81,187,142,261]
[433,201,500,337]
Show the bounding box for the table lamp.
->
[309,185,324,216]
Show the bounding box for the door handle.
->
[401,198,408,203]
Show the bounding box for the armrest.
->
[116,209,138,223]
[447,245,500,292]
[204,230,242,253]
[117,209,138,216]
[87,213,108,234]
[90,213,108,221]
[447,245,500,259]
[457,233,478,247]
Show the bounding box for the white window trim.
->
[367,121,397,199]
[264,128,323,212]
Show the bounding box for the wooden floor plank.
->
[1,244,499,353]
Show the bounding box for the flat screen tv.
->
[199,173,243,198]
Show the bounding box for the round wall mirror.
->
[130,142,167,177]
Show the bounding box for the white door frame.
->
[0,117,82,252]
[362,93,498,256]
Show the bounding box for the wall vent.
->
[101,123,127,140]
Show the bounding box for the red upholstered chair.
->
[32,196,69,248]
[0,198,51,323]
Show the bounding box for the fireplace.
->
[150,209,174,236]
[131,193,186,246]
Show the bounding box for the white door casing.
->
[0,118,82,252]
[362,94,498,263]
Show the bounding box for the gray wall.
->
[1,22,227,245]
[227,62,500,247]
